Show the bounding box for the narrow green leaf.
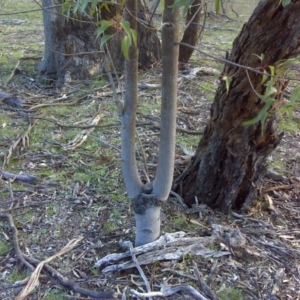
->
[100,34,113,48]
[253,53,264,61]
[282,0,291,7]
[130,29,137,46]
[121,35,131,60]
[169,0,190,8]
[73,0,80,15]
[95,20,112,39]
[289,86,300,105]
[79,0,89,14]
[222,76,232,94]
[261,71,268,85]
[121,21,132,44]
[269,65,275,77]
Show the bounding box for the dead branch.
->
[0,169,40,185]
[122,241,151,293]
[0,214,35,271]
[193,261,220,300]
[95,232,230,273]
[130,285,209,299]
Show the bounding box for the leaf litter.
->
[0,2,300,299]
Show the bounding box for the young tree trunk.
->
[38,0,161,87]
[178,0,202,63]
[122,0,179,246]
[174,0,300,213]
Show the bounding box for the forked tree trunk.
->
[178,0,202,63]
[174,0,300,213]
[39,0,161,86]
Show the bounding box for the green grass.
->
[0,238,10,255]
[216,285,244,300]
[43,289,67,300]
[7,268,28,283]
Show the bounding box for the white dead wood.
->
[94,232,231,273]
[121,241,151,293]
[130,285,209,299]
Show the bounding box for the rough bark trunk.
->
[174,0,300,213]
[178,0,202,63]
[38,0,161,87]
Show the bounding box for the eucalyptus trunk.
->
[179,0,202,63]
[39,0,161,86]
[174,0,300,213]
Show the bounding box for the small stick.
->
[122,241,151,293]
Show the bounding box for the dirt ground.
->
[0,1,300,300]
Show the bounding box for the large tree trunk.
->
[38,0,161,87]
[174,0,300,213]
[178,0,202,63]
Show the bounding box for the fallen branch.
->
[0,214,35,272]
[0,169,40,185]
[95,232,231,273]
[122,241,151,293]
[130,285,209,299]
[193,261,220,300]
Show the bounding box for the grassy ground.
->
[0,1,300,299]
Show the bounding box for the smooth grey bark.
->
[122,0,143,199]
[122,0,179,246]
[38,0,62,76]
[153,0,180,200]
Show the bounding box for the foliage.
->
[240,55,300,133]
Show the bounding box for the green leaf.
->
[89,0,99,15]
[73,0,80,15]
[289,86,300,105]
[253,53,265,62]
[269,65,275,77]
[95,20,112,39]
[168,0,191,15]
[261,70,268,85]
[79,0,89,14]
[100,34,113,48]
[222,76,232,93]
[121,21,132,44]
[282,0,291,7]
[215,0,220,14]
[121,35,131,60]
[130,29,137,46]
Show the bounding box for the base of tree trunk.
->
[39,0,161,87]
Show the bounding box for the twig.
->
[0,214,35,271]
[193,261,220,300]
[0,213,115,299]
[6,60,20,85]
[122,241,151,293]
[4,121,37,166]
[130,285,208,299]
